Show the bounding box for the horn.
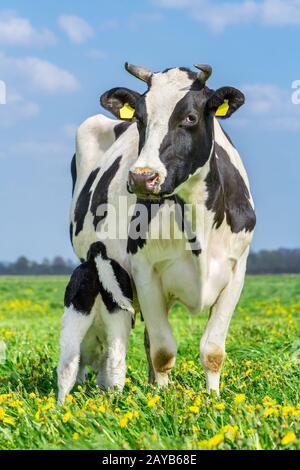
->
[194,64,212,85]
[125,62,153,83]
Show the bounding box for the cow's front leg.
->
[96,306,132,391]
[132,259,177,386]
[200,251,248,394]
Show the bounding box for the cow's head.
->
[100,63,244,198]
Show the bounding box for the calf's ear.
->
[206,86,245,119]
[100,87,141,119]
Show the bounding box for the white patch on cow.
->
[131,69,194,187]
[57,305,95,404]
[94,253,134,315]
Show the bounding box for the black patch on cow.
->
[158,88,214,196]
[69,222,73,247]
[127,198,164,254]
[90,156,122,230]
[172,195,202,256]
[74,167,100,236]
[71,154,77,196]
[87,240,108,260]
[114,121,132,139]
[88,241,133,311]
[64,261,100,315]
[134,97,148,154]
[127,196,201,256]
[205,142,256,233]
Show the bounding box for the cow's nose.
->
[128,168,160,195]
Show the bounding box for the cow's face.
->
[100,65,244,198]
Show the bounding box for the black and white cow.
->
[57,63,256,403]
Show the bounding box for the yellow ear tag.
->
[215,99,229,117]
[119,103,135,120]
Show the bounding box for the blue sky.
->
[0,0,299,261]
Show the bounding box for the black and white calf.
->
[57,63,256,403]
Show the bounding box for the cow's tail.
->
[87,242,135,316]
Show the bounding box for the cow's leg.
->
[200,251,248,394]
[96,306,132,391]
[132,259,177,387]
[57,261,99,404]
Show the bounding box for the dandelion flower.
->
[234,393,246,404]
[281,431,296,446]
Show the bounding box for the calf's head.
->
[100,63,244,198]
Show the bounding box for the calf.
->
[57,63,255,403]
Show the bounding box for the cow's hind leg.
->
[200,250,248,394]
[57,261,99,404]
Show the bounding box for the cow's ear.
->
[100,87,141,119]
[206,86,245,119]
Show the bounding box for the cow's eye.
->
[183,113,198,126]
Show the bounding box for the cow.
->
[57,63,256,404]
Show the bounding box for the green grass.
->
[0,275,300,450]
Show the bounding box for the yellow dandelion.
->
[98,405,105,413]
[147,395,160,407]
[213,403,225,411]
[72,432,80,441]
[131,386,138,392]
[126,396,134,405]
[199,433,224,450]
[234,393,246,405]
[189,405,199,414]
[282,406,294,417]
[62,410,71,423]
[119,417,128,428]
[263,407,279,418]
[281,431,296,446]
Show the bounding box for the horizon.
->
[0,0,299,260]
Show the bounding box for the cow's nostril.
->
[128,169,160,194]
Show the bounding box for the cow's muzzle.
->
[128,168,160,196]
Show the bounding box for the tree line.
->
[0,249,300,275]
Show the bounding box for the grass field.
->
[0,275,299,450]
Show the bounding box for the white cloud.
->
[0,52,80,94]
[0,10,57,46]
[58,15,94,44]
[155,0,300,32]
[0,91,40,127]
[229,83,300,132]
[87,48,106,60]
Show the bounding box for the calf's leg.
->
[96,306,132,391]
[57,261,99,404]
